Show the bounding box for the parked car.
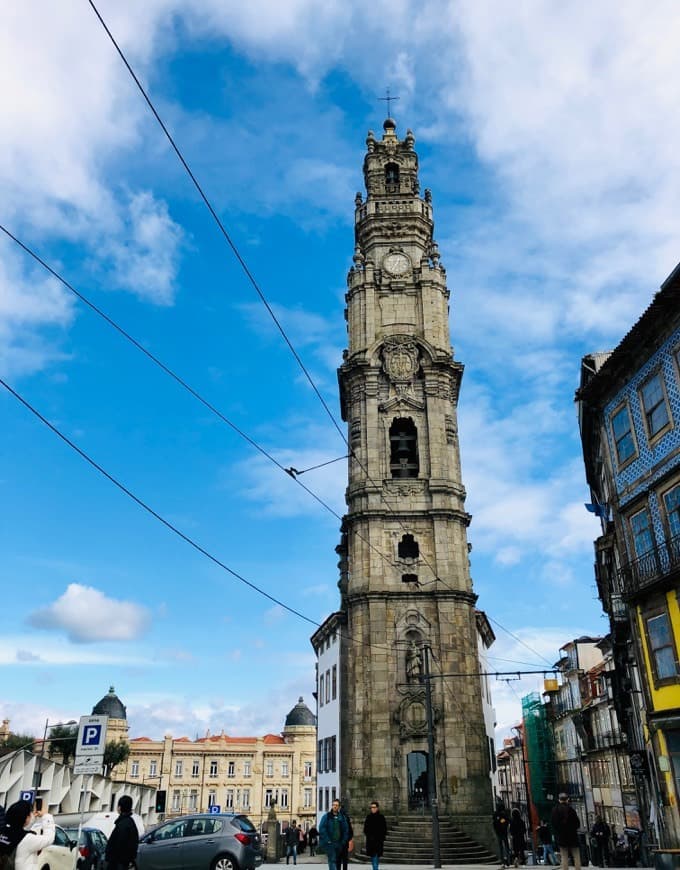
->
[62,826,108,870]
[38,824,78,870]
[136,813,263,870]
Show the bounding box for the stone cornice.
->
[345,588,478,607]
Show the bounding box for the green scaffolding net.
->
[522,691,557,823]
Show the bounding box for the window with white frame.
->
[227,761,235,778]
[264,789,274,808]
[226,789,234,809]
[646,611,678,681]
[130,761,139,777]
[175,760,183,777]
[208,790,216,807]
[304,761,312,779]
[210,760,218,778]
[266,760,274,777]
[318,788,323,811]
[242,788,250,808]
[279,789,289,808]
[325,669,331,703]
[319,674,324,707]
[332,665,337,700]
[640,372,671,440]
[304,788,312,808]
[172,790,180,811]
[192,760,200,777]
[149,761,158,777]
[244,760,251,777]
[189,790,197,810]
[281,761,289,777]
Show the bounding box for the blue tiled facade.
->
[603,328,680,554]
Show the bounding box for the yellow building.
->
[107,693,317,830]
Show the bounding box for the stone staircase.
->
[359,814,498,865]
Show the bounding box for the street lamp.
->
[34,719,77,789]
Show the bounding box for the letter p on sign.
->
[83,725,102,745]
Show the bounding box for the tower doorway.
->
[407,750,429,810]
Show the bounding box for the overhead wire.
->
[0,223,400,579]
[85,0,449,591]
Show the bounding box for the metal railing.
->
[618,532,680,598]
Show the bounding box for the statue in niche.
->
[405,641,423,682]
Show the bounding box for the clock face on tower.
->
[382,252,411,277]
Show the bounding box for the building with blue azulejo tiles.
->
[577,262,680,851]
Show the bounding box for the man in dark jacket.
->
[284,821,298,865]
[319,799,349,870]
[105,795,139,870]
[590,816,611,867]
[363,801,387,870]
[551,793,581,870]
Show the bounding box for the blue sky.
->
[2,1,680,743]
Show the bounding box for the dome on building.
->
[92,685,127,720]
[284,697,316,728]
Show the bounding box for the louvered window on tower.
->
[398,534,419,559]
[385,162,400,192]
[390,418,419,478]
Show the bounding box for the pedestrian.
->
[537,819,556,865]
[590,817,610,867]
[551,793,581,870]
[509,808,527,867]
[319,799,349,870]
[284,821,299,865]
[308,824,319,857]
[336,804,353,870]
[363,800,387,870]
[298,824,306,855]
[105,795,139,870]
[0,798,55,870]
[493,802,511,868]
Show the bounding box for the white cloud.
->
[107,191,184,304]
[27,583,151,644]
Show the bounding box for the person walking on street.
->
[551,793,581,870]
[285,821,299,865]
[493,802,511,867]
[105,795,139,870]
[538,820,556,865]
[335,804,353,870]
[364,801,388,870]
[308,825,319,857]
[319,799,349,870]
[509,808,527,867]
[590,817,610,867]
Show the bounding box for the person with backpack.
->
[0,798,55,870]
[319,798,349,870]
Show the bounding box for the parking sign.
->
[210,805,221,814]
[75,715,107,757]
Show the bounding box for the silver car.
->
[136,813,263,870]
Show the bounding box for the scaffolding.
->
[522,691,557,824]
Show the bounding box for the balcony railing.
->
[584,731,626,752]
[619,533,680,599]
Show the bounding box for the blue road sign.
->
[209,805,221,814]
[20,789,35,803]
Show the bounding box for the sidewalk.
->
[272,858,654,870]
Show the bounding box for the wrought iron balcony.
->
[583,731,626,752]
[618,532,680,599]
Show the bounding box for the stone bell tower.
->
[337,119,492,838]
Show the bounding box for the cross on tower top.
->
[378,88,399,119]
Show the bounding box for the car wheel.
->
[212,855,239,870]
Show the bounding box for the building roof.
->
[576,262,680,406]
[92,685,127,720]
[284,697,316,728]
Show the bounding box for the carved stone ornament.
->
[382,336,420,383]
[394,692,429,741]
